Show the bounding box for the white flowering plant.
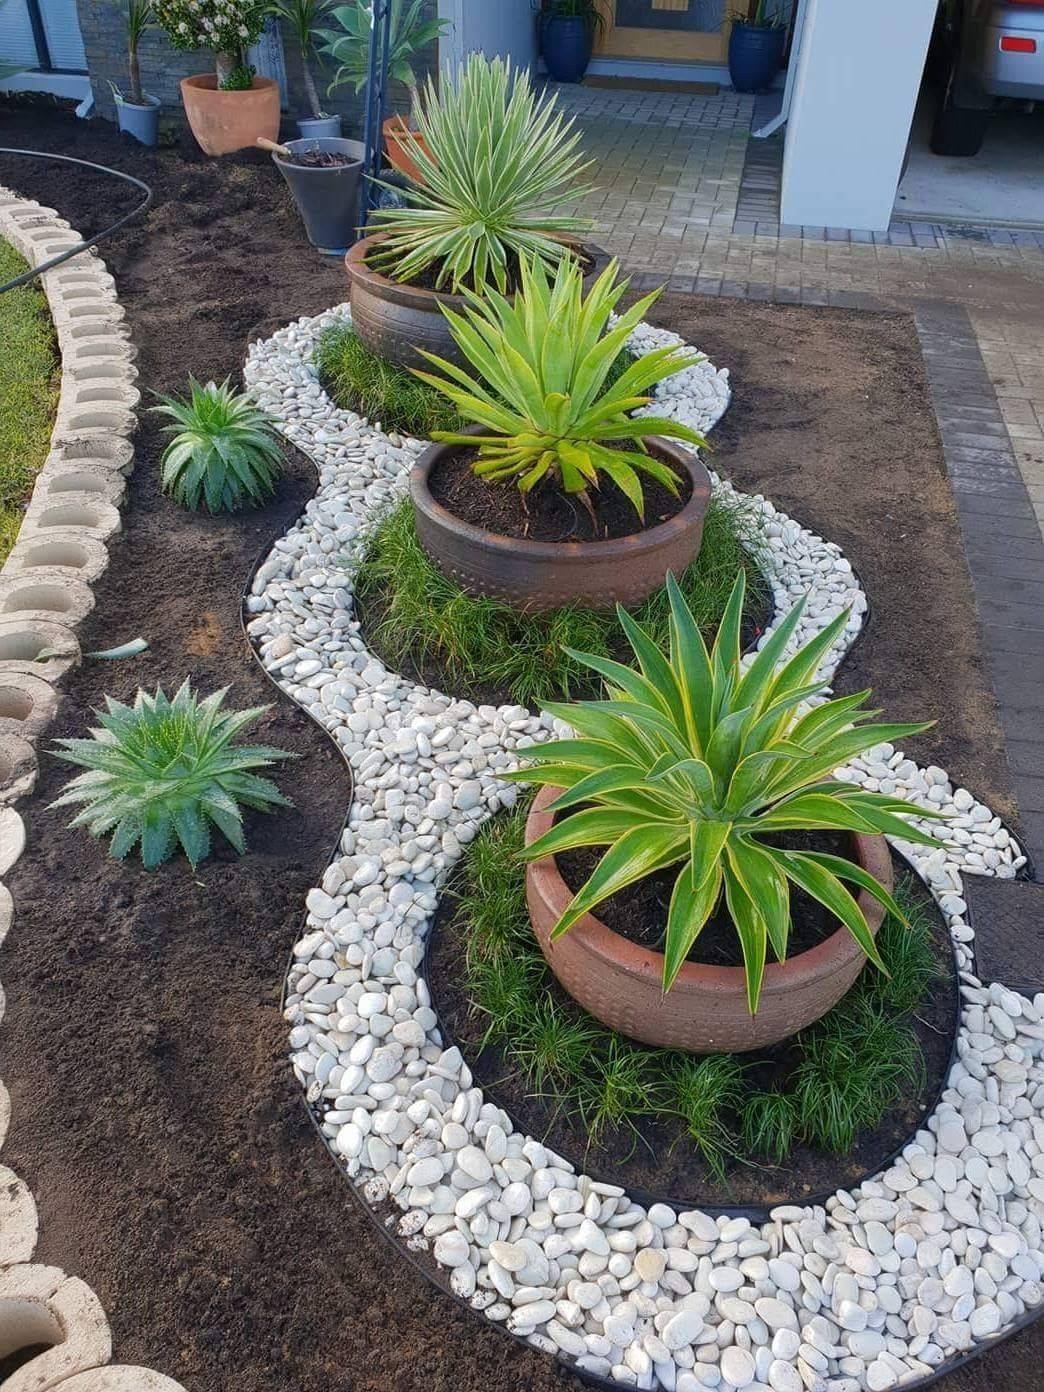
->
[153,0,270,86]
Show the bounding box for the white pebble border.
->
[245,305,1042,1392]
[0,188,185,1392]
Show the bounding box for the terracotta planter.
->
[411,428,712,612]
[345,233,609,372]
[382,114,430,182]
[525,785,893,1053]
[180,74,280,156]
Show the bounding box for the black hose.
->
[0,148,152,293]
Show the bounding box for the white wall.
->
[780,0,936,231]
[439,0,538,76]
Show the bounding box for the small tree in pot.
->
[153,0,281,154]
[111,0,160,146]
[272,0,340,137]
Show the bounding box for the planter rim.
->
[731,20,786,32]
[411,425,712,562]
[345,231,606,315]
[272,138,365,176]
[180,73,280,94]
[525,783,892,1002]
[114,92,160,109]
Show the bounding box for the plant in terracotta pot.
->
[319,0,447,178]
[506,570,944,1053]
[345,52,597,369]
[273,0,340,137]
[110,0,160,147]
[153,0,281,155]
[409,253,713,612]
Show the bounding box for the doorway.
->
[595,0,730,66]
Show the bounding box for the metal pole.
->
[358,0,393,229]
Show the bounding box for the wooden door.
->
[596,0,731,64]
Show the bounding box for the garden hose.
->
[0,149,152,293]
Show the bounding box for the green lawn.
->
[0,239,59,562]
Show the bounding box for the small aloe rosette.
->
[413,253,708,521]
[51,681,293,869]
[503,572,947,1013]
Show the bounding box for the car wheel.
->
[930,95,989,156]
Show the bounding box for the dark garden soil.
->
[428,856,958,1211]
[558,827,857,965]
[428,443,693,542]
[0,97,1037,1392]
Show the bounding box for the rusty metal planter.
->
[344,234,608,372]
[410,430,712,612]
[524,785,893,1054]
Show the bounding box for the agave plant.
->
[153,377,283,515]
[369,54,594,294]
[504,572,945,1013]
[320,0,445,95]
[51,681,294,869]
[413,254,707,520]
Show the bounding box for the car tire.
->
[930,96,989,156]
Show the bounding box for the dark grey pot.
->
[273,137,365,256]
[297,114,342,139]
[116,95,160,147]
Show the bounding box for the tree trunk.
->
[215,49,237,87]
[128,44,143,106]
[302,55,323,121]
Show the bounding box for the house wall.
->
[76,0,440,128]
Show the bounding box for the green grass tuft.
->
[0,239,59,562]
[448,801,943,1173]
[356,493,769,708]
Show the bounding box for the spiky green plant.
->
[153,377,283,515]
[369,54,594,293]
[320,0,446,96]
[414,255,707,519]
[506,570,945,1013]
[51,681,293,869]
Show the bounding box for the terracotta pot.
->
[345,233,609,372]
[382,114,430,182]
[525,785,893,1053]
[180,74,281,156]
[410,427,712,612]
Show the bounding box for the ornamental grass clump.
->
[413,254,707,520]
[51,681,293,869]
[369,53,594,293]
[153,377,283,514]
[505,570,945,1013]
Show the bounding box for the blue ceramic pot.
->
[728,22,786,94]
[541,15,594,84]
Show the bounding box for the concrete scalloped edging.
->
[0,188,187,1392]
[244,305,1043,1392]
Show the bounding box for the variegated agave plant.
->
[51,681,293,869]
[369,53,594,293]
[414,254,707,520]
[503,572,945,1013]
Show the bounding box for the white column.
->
[780,0,936,232]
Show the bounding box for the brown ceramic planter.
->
[180,74,280,156]
[345,233,608,372]
[524,785,893,1053]
[382,114,431,182]
[411,428,712,611]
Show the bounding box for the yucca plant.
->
[273,0,333,120]
[413,255,708,521]
[153,378,283,515]
[369,54,594,294]
[51,681,294,869]
[320,0,446,95]
[504,571,945,1013]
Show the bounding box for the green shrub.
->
[153,377,283,514]
[51,681,293,869]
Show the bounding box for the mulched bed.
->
[0,97,1036,1392]
[427,852,957,1211]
